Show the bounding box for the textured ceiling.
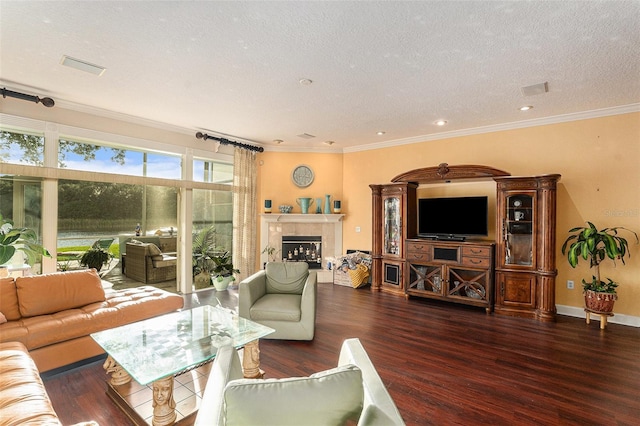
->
[1,1,639,151]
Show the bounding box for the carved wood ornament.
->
[391,163,511,183]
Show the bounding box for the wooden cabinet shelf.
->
[405,239,494,313]
[494,175,561,321]
[369,183,417,295]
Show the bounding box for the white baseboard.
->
[556,304,640,328]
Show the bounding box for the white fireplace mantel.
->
[260,214,344,267]
[261,214,344,224]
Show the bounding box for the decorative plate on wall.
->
[292,164,314,188]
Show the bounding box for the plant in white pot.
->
[210,251,239,291]
[561,221,638,313]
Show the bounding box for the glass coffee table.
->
[91,305,274,425]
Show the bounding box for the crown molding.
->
[3,80,637,155]
[343,103,640,153]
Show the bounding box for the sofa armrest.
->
[338,338,405,426]
[300,271,318,322]
[238,270,267,318]
[194,345,244,426]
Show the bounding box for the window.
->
[59,139,181,179]
[0,175,45,272]
[0,130,45,165]
[194,159,233,184]
[57,180,178,250]
[193,188,233,252]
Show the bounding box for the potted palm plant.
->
[561,221,638,313]
[0,214,50,267]
[192,226,218,289]
[210,251,239,291]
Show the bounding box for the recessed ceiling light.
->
[519,105,534,111]
[323,141,335,146]
[273,139,283,144]
[60,55,106,76]
[299,78,313,86]
[435,120,448,126]
[377,131,386,136]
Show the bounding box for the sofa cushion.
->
[265,262,309,294]
[147,243,164,261]
[223,364,364,426]
[0,277,21,321]
[152,254,177,268]
[0,342,62,425]
[249,294,302,322]
[16,269,105,318]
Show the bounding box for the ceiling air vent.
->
[60,55,106,76]
[297,133,316,139]
[521,82,548,97]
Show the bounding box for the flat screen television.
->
[418,196,488,240]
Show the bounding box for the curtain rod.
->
[195,132,264,152]
[1,87,55,107]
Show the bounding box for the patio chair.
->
[91,238,115,251]
[90,238,115,268]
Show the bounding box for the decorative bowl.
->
[279,205,293,214]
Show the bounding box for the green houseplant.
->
[261,244,280,268]
[80,247,111,272]
[210,251,240,291]
[192,226,219,288]
[561,221,638,313]
[0,214,51,266]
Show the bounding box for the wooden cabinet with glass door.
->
[494,175,560,321]
[370,183,417,295]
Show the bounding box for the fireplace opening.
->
[282,236,322,269]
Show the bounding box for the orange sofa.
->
[0,341,98,425]
[0,268,184,372]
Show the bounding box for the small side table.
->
[585,308,614,330]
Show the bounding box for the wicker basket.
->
[348,263,370,288]
[584,290,617,313]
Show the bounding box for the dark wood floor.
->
[43,284,640,426]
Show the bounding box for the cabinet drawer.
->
[406,241,430,253]
[461,246,491,258]
[460,256,491,268]
[406,251,431,262]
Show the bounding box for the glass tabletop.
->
[91,305,274,385]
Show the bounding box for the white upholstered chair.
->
[238,262,317,340]
[194,338,405,426]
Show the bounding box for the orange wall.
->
[256,152,343,215]
[259,113,640,317]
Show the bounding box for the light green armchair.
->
[239,262,317,340]
[194,338,405,426]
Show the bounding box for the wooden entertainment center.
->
[370,163,561,321]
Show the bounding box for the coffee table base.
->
[103,341,264,425]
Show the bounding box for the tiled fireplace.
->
[260,214,344,278]
[282,235,322,269]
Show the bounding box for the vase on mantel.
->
[324,195,331,214]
